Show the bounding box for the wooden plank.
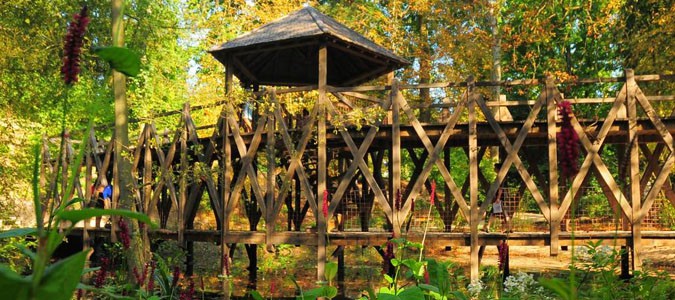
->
[149,123,180,219]
[339,91,382,103]
[183,114,222,223]
[271,97,318,220]
[391,79,402,233]
[639,144,665,193]
[635,81,675,220]
[317,45,328,282]
[468,78,480,282]
[398,89,470,219]
[475,90,550,219]
[266,100,276,247]
[626,69,642,270]
[178,105,189,245]
[227,115,267,216]
[545,77,560,256]
[331,92,355,110]
[558,83,632,221]
[324,101,392,220]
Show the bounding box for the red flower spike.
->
[557,101,580,179]
[430,181,436,206]
[322,189,329,219]
[61,6,89,85]
[117,218,131,249]
[171,266,180,289]
[148,260,156,292]
[94,257,109,288]
[423,265,430,284]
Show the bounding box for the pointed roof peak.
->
[209,6,409,87]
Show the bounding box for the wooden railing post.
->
[317,45,328,283]
[467,76,480,282]
[546,75,560,256]
[391,79,402,236]
[626,69,642,270]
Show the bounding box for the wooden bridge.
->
[47,7,675,289]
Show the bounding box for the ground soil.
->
[186,239,675,299]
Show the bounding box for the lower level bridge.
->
[55,72,675,287]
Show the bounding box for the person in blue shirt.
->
[93,184,112,228]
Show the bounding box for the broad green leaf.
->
[325,261,338,283]
[391,258,401,267]
[540,278,572,300]
[304,286,338,299]
[383,274,394,284]
[0,228,36,239]
[376,293,398,300]
[36,249,90,300]
[0,265,31,300]
[418,283,439,293]
[398,287,424,300]
[56,208,156,228]
[93,46,141,77]
[62,198,85,210]
[450,291,469,300]
[249,290,264,300]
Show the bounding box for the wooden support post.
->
[266,90,276,252]
[546,76,560,256]
[467,77,480,282]
[444,148,452,232]
[221,58,232,298]
[178,103,189,246]
[337,246,345,298]
[317,45,328,282]
[626,69,642,270]
[391,79,402,235]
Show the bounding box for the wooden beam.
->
[475,88,550,220]
[468,77,480,282]
[391,79,402,234]
[558,84,632,221]
[545,76,560,256]
[398,88,470,219]
[626,69,643,270]
[317,45,328,282]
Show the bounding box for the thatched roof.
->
[209,6,409,87]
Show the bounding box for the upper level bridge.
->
[52,7,675,286]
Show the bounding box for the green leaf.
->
[383,274,394,284]
[249,290,264,300]
[304,286,338,299]
[418,283,439,293]
[36,250,90,300]
[0,265,31,300]
[391,258,401,267]
[56,208,156,228]
[325,261,338,283]
[398,287,424,300]
[450,291,469,300]
[0,228,36,239]
[66,198,85,208]
[93,46,141,77]
[540,278,572,300]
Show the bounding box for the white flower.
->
[467,279,484,297]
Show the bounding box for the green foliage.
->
[94,47,142,77]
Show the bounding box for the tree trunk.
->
[112,0,149,280]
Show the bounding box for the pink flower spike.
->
[430,181,436,206]
[61,6,89,85]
